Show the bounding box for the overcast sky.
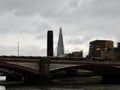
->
[0,0,120,56]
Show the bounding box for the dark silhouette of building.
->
[65,51,83,58]
[71,51,83,57]
[88,40,113,59]
[47,30,53,56]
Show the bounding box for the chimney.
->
[47,30,53,56]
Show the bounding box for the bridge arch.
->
[0,61,40,76]
[50,64,120,77]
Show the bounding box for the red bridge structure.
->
[0,56,50,83]
[0,56,120,83]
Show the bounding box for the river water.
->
[0,84,119,90]
[0,77,120,90]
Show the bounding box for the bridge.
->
[50,59,120,82]
[0,56,120,83]
[0,56,50,82]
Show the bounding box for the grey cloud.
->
[1,0,120,22]
[0,12,54,35]
[0,45,46,56]
[41,0,120,25]
[0,0,120,56]
[0,0,46,14]
[89,0,120,18]
[66,34,92,45]
[0,45,17,55]
[20,46,46,56]
[0,0,72,16]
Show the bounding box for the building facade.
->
[88,40,114,59]
[102,43,120,60]
[88,40,120,61]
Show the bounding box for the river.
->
[0,84,119,90]
[0,76,120,90]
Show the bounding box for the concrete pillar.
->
[47,30,53,57]
[39,58,51,78]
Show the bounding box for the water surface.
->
[0,84,119,90]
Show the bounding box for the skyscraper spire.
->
[57,27,64,57]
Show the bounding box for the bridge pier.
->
[39,58,51,78]
[23,58,51,84]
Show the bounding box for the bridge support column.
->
[22,58,51,84]
[39,58,51,78]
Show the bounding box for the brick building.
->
[88,40,120,61]
[88,40,114,59]
[102,43,120,60]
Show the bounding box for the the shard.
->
[57,28,64,57]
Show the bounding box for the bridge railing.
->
[50,58,120,66]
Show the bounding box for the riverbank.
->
[52,76,102,85]
[0,76,102,85]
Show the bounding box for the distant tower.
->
[47,30,53,56]
[57,27,64,57]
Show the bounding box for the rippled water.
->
[0,76,120,90]
[0,84,119,90]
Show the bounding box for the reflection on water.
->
[0,76,6,81]
[0,76,119,90]
[0,84,119,90]
[0,86,5,90]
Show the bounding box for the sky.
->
[0,0,120,56]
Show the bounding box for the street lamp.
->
[18,42,19,56]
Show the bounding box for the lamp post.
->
[18,42,19,56]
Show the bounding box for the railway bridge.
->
[0,56,120,83]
